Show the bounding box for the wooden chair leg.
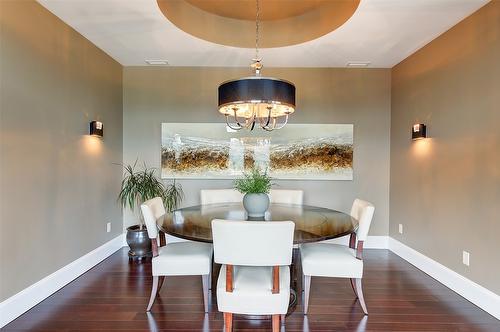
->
[224,312,233,332]
[211,262,221,293]
[159,231,166,246]
[355,278,368,315]
[157,276,165,295]
[146,276,159,312]
[202,274,209,313]
[350,278,358,298]
[272,314,280,332]
[303,275,311,315]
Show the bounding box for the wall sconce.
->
[90,121,103,137]
[412,123,426,140]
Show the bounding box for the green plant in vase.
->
[234,167,272,218]
[118,160,183,258]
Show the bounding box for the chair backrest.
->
[212,219,295,266]
[140,197,166,239]
[350,199,375,242]
[200,189,244,205]
[269,189,303,205]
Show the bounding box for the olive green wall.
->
[0,1,123,301]
[123,67,391,236]
[390,1,500,294]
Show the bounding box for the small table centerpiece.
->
[234,168,272,218]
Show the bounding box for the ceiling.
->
[37,0,489,68]
[185,0,332,21]
[157,0,360,48]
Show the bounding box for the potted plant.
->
[234,167,272,218]
[118,161,183,259]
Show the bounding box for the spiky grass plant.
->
[118,161,183,228]
[234,167,272,194]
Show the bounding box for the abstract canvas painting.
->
[161,123,353,180]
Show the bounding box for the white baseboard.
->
[323,235,389,249]
[389,237,500,320]
[0,234,125,328]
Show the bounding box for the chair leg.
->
[224,312,233,332]
[272,314,280,332]
[157,276,165,295]
[355,278,368,315]
[202,274,209,313]
[350,278,358,298]
[146,276,159,312]
[303,275,311,315]
[208,259,213,290]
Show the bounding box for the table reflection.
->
[158,203,357,244]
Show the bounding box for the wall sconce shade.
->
[412,123,426,140]
[90,121,103,137]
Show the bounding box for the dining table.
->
[156,202,358,314]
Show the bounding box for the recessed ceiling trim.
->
[186,0,331,21]
[156,0,360,48]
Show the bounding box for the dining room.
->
[1,0,499,331]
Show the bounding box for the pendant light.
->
[217,0,296,131]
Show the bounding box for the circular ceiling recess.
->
[156,0,360,48]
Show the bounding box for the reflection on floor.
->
[4,248,499,331]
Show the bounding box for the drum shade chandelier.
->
[217,0,296,131]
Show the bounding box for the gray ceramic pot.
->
[243,193,270,218]
[126,225,152,259]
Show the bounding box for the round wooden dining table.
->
[157,202,358,243]
[156,202,358,314]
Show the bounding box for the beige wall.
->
[123,67,391,235]
[390,2,499,294]
[0,1,123,300]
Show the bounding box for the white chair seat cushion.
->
[300,243,363,278]
[152,242,213,276]
[216,265,290,315]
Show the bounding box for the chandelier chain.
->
[255,0,260,60]
[218,0,294,132]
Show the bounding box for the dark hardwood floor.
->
[3,248,499,331]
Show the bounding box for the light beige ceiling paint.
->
[36,0,490,67]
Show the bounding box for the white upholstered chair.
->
[269,189,303,205]
[212,219,295,332]
[269,189,303,250]
[141,197,213,312]
[300,199,375,315]
[200,189,244,205]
